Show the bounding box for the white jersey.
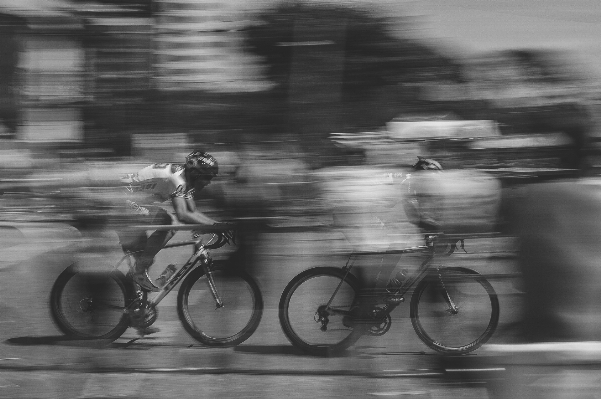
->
[121,163,194,203]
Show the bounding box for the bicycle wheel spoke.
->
[179,269,262,345]
[411,268,499,354]
[91,300,127,312]
[280,268,362,355]
[52,270,129,339]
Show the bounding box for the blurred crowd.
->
[2,1,601,397]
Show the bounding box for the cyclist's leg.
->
[115,194,151,256]
[350,253,398,324]
[116,228,147,255]
[136,208,176,270]
[334,211,398,324]
[116,203,167,292]
[128,208,175,331]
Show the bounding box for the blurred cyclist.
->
[344,157,443,327]
[118,150,228,293]
[401,157,444,233]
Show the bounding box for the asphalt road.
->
[0,223,521,398]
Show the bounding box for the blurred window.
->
[20,40,84,104]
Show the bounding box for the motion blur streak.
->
[0,0,600,398]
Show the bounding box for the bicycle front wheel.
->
[279,267,362,356]
[410,267,499,355]
[177,266,263,347]
[50,264,132,340]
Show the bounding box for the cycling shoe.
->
[135,326,160,336]
[132,270,160,292]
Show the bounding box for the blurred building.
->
[0,0,598,170]
[0,0,151,151]
[0,0,270,157]
[0,0,83,144]
[75,0,153,155]
[153,0,268,93]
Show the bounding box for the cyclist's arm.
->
[171,196,219,225]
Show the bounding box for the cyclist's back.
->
[121,163,192,204]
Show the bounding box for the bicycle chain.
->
[128,299,158,328]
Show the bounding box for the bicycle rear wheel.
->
[177,265,263,347]
[410,267,499,354]
[50,264,132,340]
[279,267,362,356]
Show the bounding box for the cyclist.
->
[118,150,227,293]
[346,157,443,327]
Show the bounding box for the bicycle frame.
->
[328,234,455,317]
[114,233,225,309]
[279,232,499,356]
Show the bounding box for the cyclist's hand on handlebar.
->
[222,229,236,245]
[211,222,236,245]
[191,228,235,245]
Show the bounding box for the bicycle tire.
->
[279,267,362,357]
[410,267,499,355]
[50,264,132,340]
[177,264,263,347]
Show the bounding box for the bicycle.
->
[279,234,499,356]
[50,225,263,347]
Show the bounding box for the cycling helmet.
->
[412,157,442,171]
[185,150,218,180]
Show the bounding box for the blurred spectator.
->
[509,180,601,341]
[215,142,313,276]
[485,179,601,398]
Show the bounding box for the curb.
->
[0,363,508,379]
[0,363,446,378]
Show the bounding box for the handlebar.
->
[194,231,233,250]
[129,223,234,232]
[153,224,235,253]
[162,231,233,251]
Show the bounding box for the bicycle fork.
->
[195,247,224,309]
[435,268,459,315]
[203,265,224,309]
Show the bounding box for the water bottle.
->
[156,264,177,287]
[387,269,408,291]
[385,269,409,304]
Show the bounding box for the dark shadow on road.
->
[233,344,311,356]
[232,344,431,358]
[6,336,204,350]
[6,336,113,348]
[109,340,217,350]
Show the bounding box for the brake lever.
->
[459,239,467,253]
[447,242,457,255]
[224,230,236,245]
[446,239,467,255]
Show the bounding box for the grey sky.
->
[406,0,601,80]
